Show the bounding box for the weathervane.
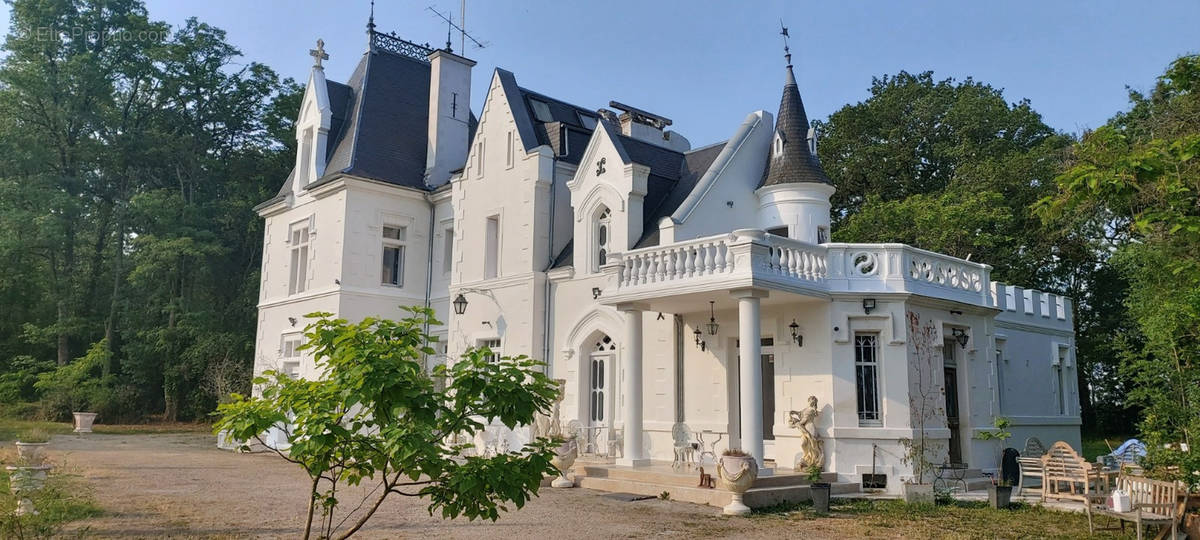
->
[309,38,329,69]
[780,20,792,67]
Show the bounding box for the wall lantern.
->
[706,301,720,335]
[693,327,706,351]
[592,287,602,300]
[951,327,969,349]
[789,319,803,347]
[862,298,877,315]
[949,309,963,316]
[452,293,468,315]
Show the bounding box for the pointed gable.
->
[761,65,832,187]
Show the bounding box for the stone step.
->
[574,464,836,489]
[573,474,860,509]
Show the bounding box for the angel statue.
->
[787,395,824,471]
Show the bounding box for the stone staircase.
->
[571,461,861,508]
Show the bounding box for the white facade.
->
[254,32,1081,492]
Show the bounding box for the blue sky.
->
[8,1,1199,146]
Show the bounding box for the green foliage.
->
[0,466,104,539]
[1040,54,1200,489]
[805,465,822,484]
[973,417,1013,442]
[214,308,560,539]
[0,0,297,421]
[33,340,134,421]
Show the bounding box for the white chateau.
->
[253,26,1081,496]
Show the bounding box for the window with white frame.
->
[479,338,502,363]
[1055,347,1068,415]
[506,131,514,168]
[298,128,313,187]
[474,139,484,177]
[281,333,303,379]
[995,340,1006,412]
[288,221,311,295]
[817,226,829,244]
[442,226,453,275]
[381,225,406,287]
[484,215,500,279]
[855,333,882,426]
[594,207,611,272]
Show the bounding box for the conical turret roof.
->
[762,65,832,187]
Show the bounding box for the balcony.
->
[600,229,993,308]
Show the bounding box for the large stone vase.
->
[716,454,759,516]
[6,465,51,516]
[15,441,49,464]
[73,412,98,434]
[549,439,578,488]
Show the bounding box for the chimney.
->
[608,101,690,152]
[425,49,476,188]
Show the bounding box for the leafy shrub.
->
[33,341,137,422]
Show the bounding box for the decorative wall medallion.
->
[596,157,606,176]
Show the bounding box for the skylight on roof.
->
[529,99,554,123]
[578,113,597,130]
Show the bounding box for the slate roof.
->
[550,138,727,267]
[497,69,601,165]
[761,65,832,187]
[312,50,432,190]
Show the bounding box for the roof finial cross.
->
[780,20,792,67]
[310,38,329,69]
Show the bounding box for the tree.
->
[214,308,560,539]
[1039,54,1200,487]
[815,70,1133,434]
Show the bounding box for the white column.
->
[618,307,648,466]
[734,289,768,469]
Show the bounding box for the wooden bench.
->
[1016,436,1047,495]
[1086,473,1182,540]
[1041,441,1103,503]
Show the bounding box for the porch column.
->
[733,288,769,469]
[618,306,648,466]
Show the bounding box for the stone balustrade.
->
[603,231,1071,318]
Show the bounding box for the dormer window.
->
[529,98,554,123]
[594,207,611,272]
[773,133,784,157]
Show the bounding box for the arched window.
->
[594,207,611,272]
[773,133,784,157]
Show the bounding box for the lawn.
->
[754,498,1136,539]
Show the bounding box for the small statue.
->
[787,395,825,471]
[533,378,567,439]
[698,466,715,489]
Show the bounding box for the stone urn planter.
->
[810,482,831,513]
[988,484,1013,509]
[549,438,578,488]
[6,465,51,516]
[15,442,49,464]
[73,412,98,433]
[902,482,934,505]
[716,452,759,516]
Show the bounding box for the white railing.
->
[761,234,827,282]
[608,233,999,308]
[615,233,735,287]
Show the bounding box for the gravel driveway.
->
[50,432,833,539]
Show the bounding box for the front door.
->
[943,339,963,465]
[588,352,612,453]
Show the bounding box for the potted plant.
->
[15,429,50,464]
[73,411,99,433]
[806,464,831,513]
[974,417,1014,509]
[716,448,758,516]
